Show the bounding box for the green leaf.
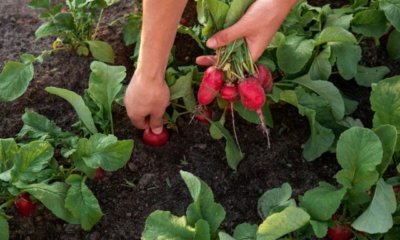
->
[325,13,353,29]
[205,0,229,30]
[17,111,71,142]
[233,223,257,239]
[180,171,226,235]
[310,220,328,238]
[300,182,346,221]
[46,86,98,134]
[87,61,126,131]
[11,141,53,183]
[352,179,397,233]
[0,61,34,102]
[54,13,75,31]
[194,220,211,240]
[355,65,390,87]
[210,122,244,170]
[123,13,142,45]
[23,182,78,223]
[380,0,400,32]
[309,46,332,80]
[170,68,195,101]
[351,10,388,38]
[0,213,9,240]
[86,41,115,64]
[335,127,382,192]
[279,90,335,161]
[0,139,18,173]
[28,0,50,8]
[387,30,400,60]
[316,27,357,45]
[277,36,315,74]
[375,125,397,176]
[257,183,294,219]
[142,211,195,240]
[65,175,103,231]
[331,43,362,80]
[257,207,310,240]
[35,22,58,39]
[218,232,236,240]
[371,76,400,151]
[224,0,254,28]
[74,134,133,172]
[234,102,273,127]
[292,79,345,120]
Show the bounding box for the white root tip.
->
[257,109,271,149]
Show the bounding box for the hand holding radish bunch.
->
[124,0,297,146]
[195,0,298,145]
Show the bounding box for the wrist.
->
[133,65,165,84]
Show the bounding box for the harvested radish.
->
[220,84,238,103]
[94,168,105,181]
[15,193,37,217]
[143,128,169,147]
[327,225,353,240]
[238,78,266,111]
[197,66,224,105]
[194,108,212,124]
[255,64,273,93]
[238,78,270,147]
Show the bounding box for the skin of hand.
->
[124,0,188,134]
[196,0,298,66]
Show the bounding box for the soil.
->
[0,1,398,240]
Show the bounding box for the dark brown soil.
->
[0,1,397,240]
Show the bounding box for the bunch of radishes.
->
[196,53,274,146]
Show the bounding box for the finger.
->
[196,55,217,66]
[129,115,149,130]
[149,112,165,134]
[206,20,247,49]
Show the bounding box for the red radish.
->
[238,78,270,147]
[327,225,353,240]
[195,108,212,124]
[180,17,189,26]
[15,193,37,217]
[197,66,224,105]
[220,84,238,103]
[143,128,169,147]
[238,78,266,111]
[255,64,273,93]
[94,168,105,181]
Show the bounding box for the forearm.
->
[137,0,188,81]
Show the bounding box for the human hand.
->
[124,70,170,134]
[196,0,297,66]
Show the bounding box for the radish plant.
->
[0,0,118,103]
[0,61,134,239]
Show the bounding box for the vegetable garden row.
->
[1,0,400,239]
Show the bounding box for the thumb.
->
[149,112,165,135]
[206,21,247,49]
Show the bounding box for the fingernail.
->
[152,127,163,135]
[207,38,217,48]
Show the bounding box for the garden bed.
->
[1,0,399,239]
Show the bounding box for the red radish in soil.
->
[327,225,354,240]
[197,66,224,105]
[255,64,273,93]
[194,108,212,124]
[143,128,169,147]
[94,168,105,181]
[15,193,37,217]
[180,17,189,26]
[238,78,270,147]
